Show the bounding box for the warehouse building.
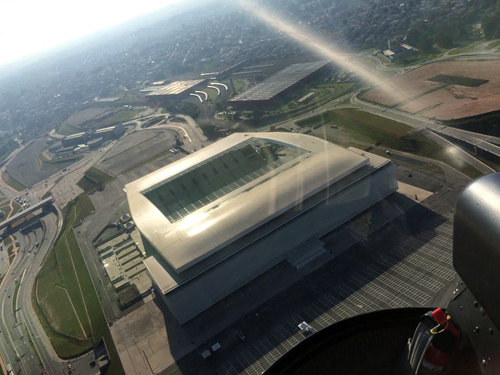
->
[125,133,397,324]
[228,61,331,109]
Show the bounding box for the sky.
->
[0,0,182,68]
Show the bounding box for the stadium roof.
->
[145,79,207,97]
[125,133,368,274]
[229,61,330,102]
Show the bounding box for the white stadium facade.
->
[125,133,398,324]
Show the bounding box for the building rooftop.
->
[229,61,330,102]
[126,133,368,274]
[145,79,207,97]
[64,132,86,139]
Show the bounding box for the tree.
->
[417,37,435,53]
[483,12,500,39]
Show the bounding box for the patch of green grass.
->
[57,122,80,136]
[84,167,113,184]
[97,109,141,128]
[45,155,83,164]
[391,49,447,66]
[76,194,95,219]
[298,109,482,178]
[12,280,20,315]
[35,195,124,373]
[37,205,92,340]
[448,41,482,56]
[339,97,352,105]
[297,109,412,138]
[232,79,246,94]
[76,178,97,193]
[330,108,412,136]
[77,166,113,193]
[2,171,26,192]
[39,286,87,340]
[488,39,500,49]
[41,191,52,200]
[205,87,219,103]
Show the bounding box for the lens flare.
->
[238,0,408,105]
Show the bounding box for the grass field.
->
[45,155,83,164]
[298,108,482,179]
[489,39,500,49]
[297,108,412,136]
[97,109,141,128]
[84,167,113,184]
[77,167,113,193]
[35,194,124,373]
[2,171,26,192]
[272,83,356,116]
[448,41,482,56]
[205,87,219,103]
[232,79,247,94]
[57,122,80,136]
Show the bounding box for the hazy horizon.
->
[0,0,189,69]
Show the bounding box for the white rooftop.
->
[125,133,368,274]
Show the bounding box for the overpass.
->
[0,197,54,231]
[430,126,500,159]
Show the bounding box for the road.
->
[126,113,208,152]
[0,213,58,374]
[0,208,96,375]
[0,109,207,375]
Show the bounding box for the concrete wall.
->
[162,162,397,324]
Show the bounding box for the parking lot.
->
[96,130,177,176]
[213,212,456,375]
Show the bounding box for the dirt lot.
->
[362,60,500,120]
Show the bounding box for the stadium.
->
[125,133,398,324]
[228,61,331,109]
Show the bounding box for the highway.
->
[0,214,59,374]
[0,109,208,374]
[0,206,95,374]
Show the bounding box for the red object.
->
[423,343,454,370]
[431,308,461,338]
[422,308,461,371]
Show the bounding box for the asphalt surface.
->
[6,137,74,188]
[0,212,60,374]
